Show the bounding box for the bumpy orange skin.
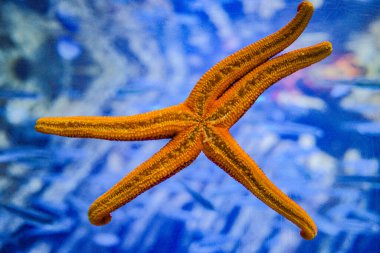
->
[35,1,332,240]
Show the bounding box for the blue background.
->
[0,0,379,252]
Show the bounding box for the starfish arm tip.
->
[300,229,317,240]
[314,41,333,59]
[34,118,51,134]
[322,41,333,54]
[298,1,314,11]
[34,123,40,133]
[88,210,112,226]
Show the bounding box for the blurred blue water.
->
[1,0,380,252]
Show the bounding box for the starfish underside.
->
[35,1,332,240]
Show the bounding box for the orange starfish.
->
[35,1,332,240]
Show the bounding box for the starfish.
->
[35,1,332,240]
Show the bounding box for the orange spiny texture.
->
[35,1,332,240]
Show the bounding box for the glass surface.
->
[0,0,379,252]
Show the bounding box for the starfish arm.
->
[35,104,197,141]
[208,41,332,128]
[184,1,314,116]
[88,126,202,226]
[202,126,317,240]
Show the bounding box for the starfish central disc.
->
[35,1,332,240]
